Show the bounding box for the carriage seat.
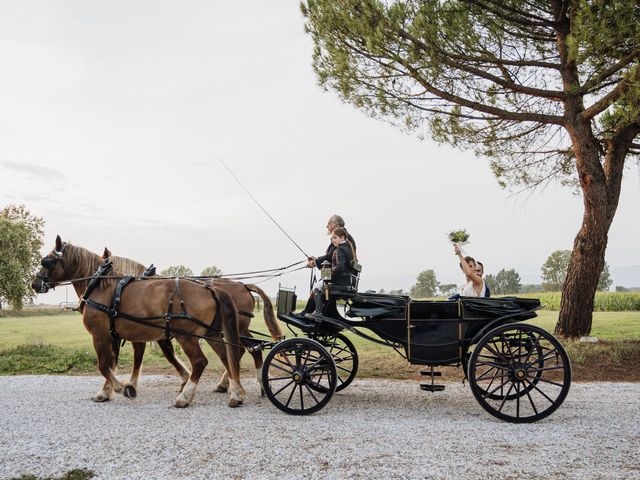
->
[327,273,360,297]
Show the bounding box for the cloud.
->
[0,160,65,180]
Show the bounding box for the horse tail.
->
[245,284,284,340]
[213,287,243,376]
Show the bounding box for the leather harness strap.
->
[80,262,232,347]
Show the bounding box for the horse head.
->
[32,235,68,294]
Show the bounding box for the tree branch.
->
[580,80,629,120]
[397,30,565,100]
[400,62,564,124]
[581,51,640,93]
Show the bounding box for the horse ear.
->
[103,247,111,259]
[55,235,63,251]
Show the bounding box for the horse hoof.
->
[227,398,241,408]
[123,385,137,398]
[174,399,189,408]
[92,394,110,403]
[215,385,228,393]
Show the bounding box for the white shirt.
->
[460,280,486,297]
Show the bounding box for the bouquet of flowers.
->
[448,229,470,245]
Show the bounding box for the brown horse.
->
[32,236,245,407]
[101,248,284,395]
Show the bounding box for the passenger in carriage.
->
[454,243,487,297]
[302,214,357,315]
[305,227,357,319]
[475,261,491,297]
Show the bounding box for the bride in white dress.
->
[454,243,486,297]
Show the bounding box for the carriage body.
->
[264,287,571,422]
[276,288,540,366]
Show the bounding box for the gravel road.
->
[1,375,638,480]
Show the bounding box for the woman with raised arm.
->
[454,243,486,297]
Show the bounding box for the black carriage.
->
[259,283,571,423]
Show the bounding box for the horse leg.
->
[238,332,264,396]
[205,337,232,393]
[250,350,265,396]
[157,339,191,392]
[92,340,123,402]
[122,342,145,399]
[221,339,245,407]
[173,337,208,408]
[111,338,120,376]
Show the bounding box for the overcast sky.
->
[1,1,639,305]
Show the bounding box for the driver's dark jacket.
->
[315,232,356,268]
[331,242,355,286]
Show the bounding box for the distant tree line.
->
[159,265,223,277]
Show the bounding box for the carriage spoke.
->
[299,382,304,410]
[269,361,294,375]
[285,384,298,408]
[268,375,295,381]
[516,382,521,417]
[536,350,561,364]
[497,383,515,412]
[527,374,564,388]
[524,378,556,404]
[475,366,497,381]
[526,389,539,416]
[277,351,295,369]
[499,333,515,359]
[474,359,509,370]
[272,379,295,397]
[528,365,566,372]
[302,383,321,404]
[482,376,512,399]
[484,342,509,363]
[477,370,510,384]
[335,364,352,374]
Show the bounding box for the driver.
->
[306,227,357,318]
[307,214,356,269]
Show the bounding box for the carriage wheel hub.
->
[513,367,527,381]
[292,372,303,383]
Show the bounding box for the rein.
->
[51,260,307,289]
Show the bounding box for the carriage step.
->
[420,384,445,392]
[420,370,441,376]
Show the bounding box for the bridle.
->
[35,243,69,292]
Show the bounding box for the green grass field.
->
[1,308,638,379]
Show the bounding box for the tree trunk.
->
[554,120,630,338]
[555,212,608,338]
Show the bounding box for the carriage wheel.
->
[316,333,359,391]
[262,338,337,415]
[468,323,571,423]
[467,330,543,401]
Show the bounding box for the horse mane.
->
[111,255,146,276]
[64,243,119,290]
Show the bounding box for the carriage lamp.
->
[320,261,332,281]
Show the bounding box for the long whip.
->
[220,159,310,259]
